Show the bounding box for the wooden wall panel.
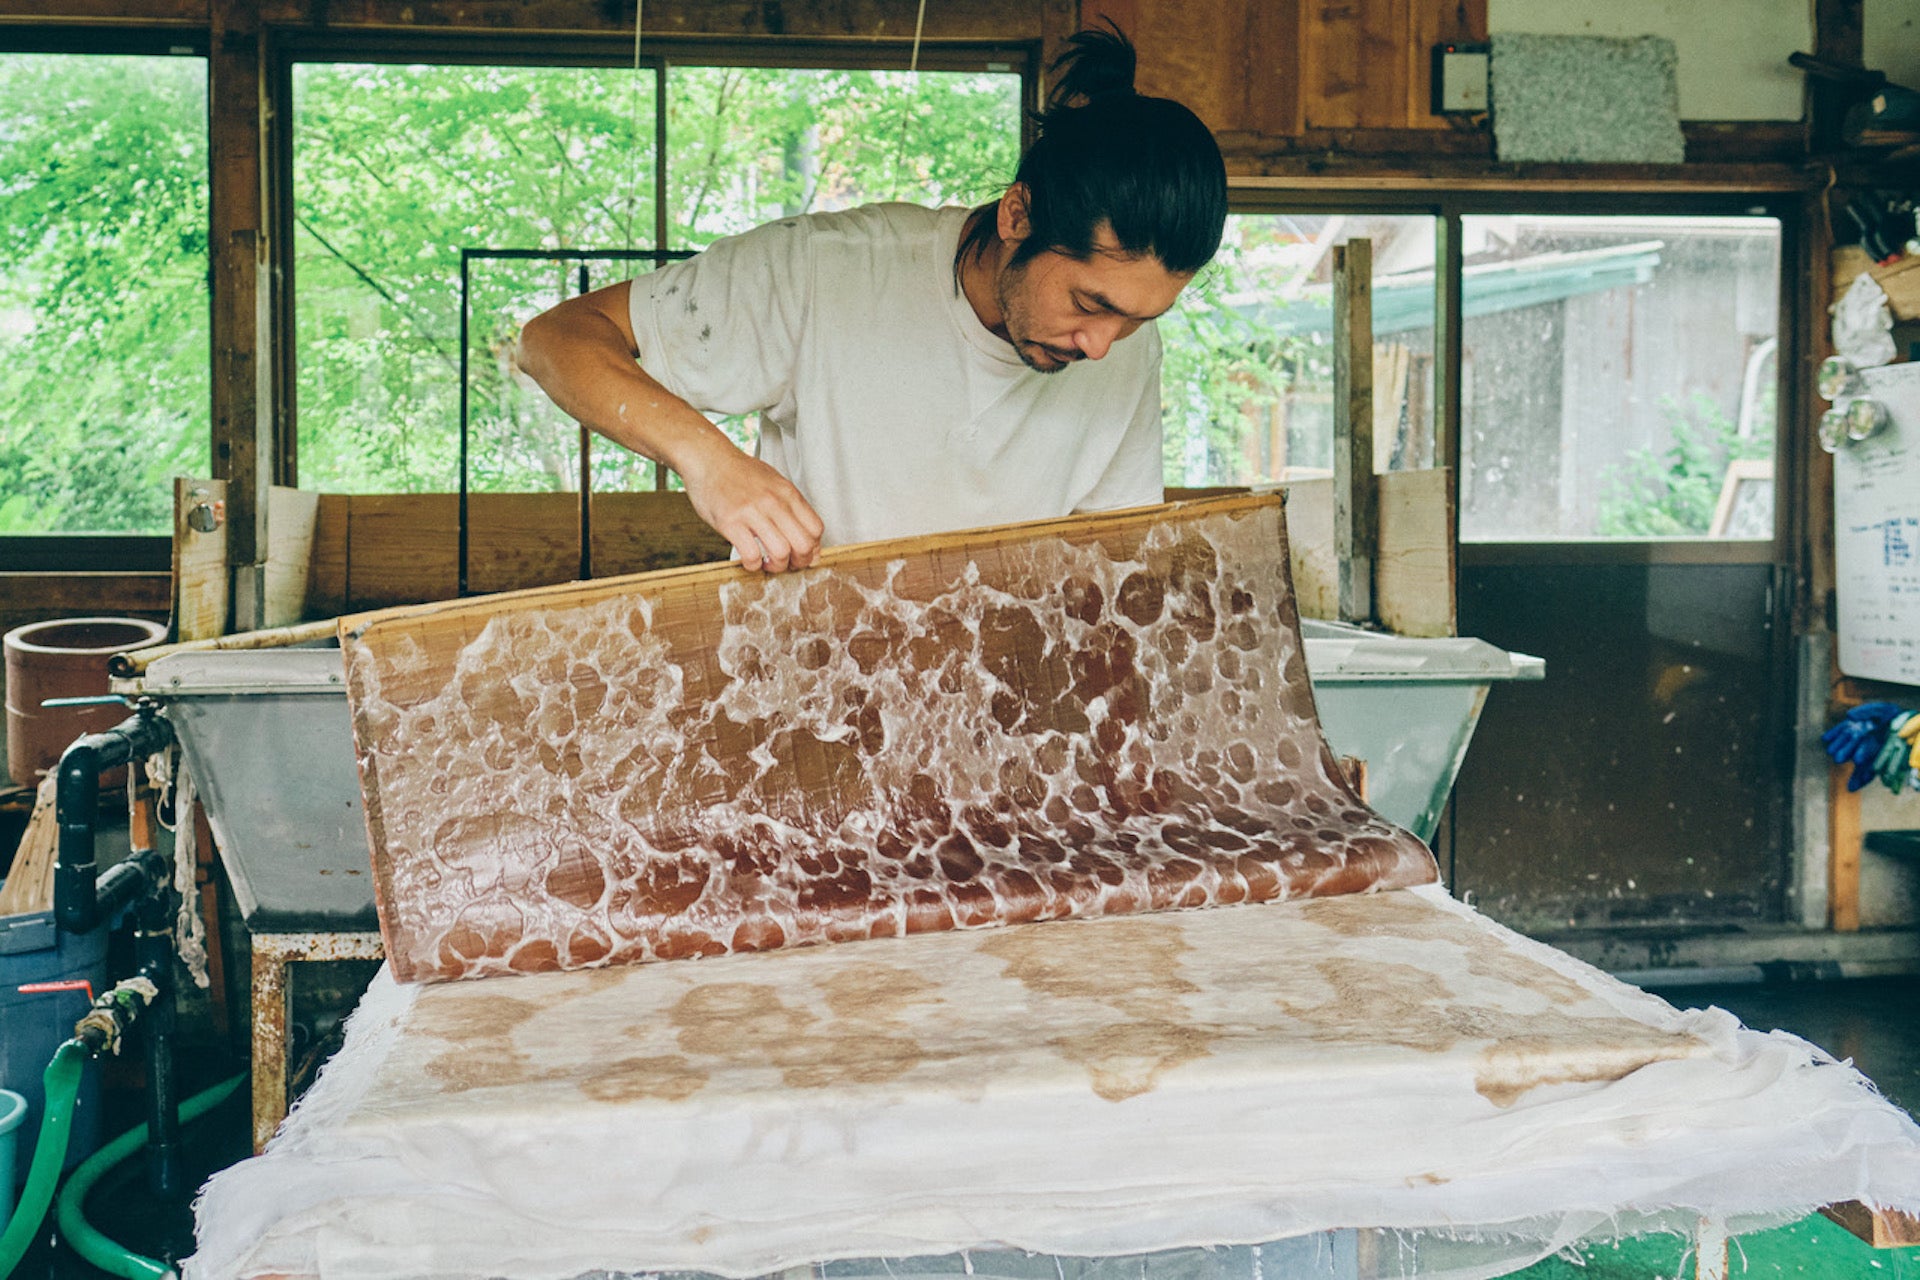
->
[1087,0,1488,142]
[309,493,350,618]
[345,494,460,609]
[1083,0,1301,137]
[592,492,733,576]
[265,485,318,627]
[1307,0,1407,131]
[299,492,729,614]
[468,492,584,597]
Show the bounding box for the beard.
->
[995,260,1081,374]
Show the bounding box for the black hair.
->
[956,24,1227,279]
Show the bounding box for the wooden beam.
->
[0,574,173,617]
[342,492,1288,635]
[0,0,1032,37]
[0,1,205,24]
[1822,1200,1920,1249]
[1375,467,1455,638]
[1830,764,1862,932]
[208,0,274,630]
[1332,238,1375,625]
[1810,0,1864,154]
[1435,210,1464,483]
[173,477,230,642]
[264,0,1038,39]
[1225,154,1818,193]
[1281,478,1336,621]
[1800,197,1838,640]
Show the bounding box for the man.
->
[516,26,1227,572]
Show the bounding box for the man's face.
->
[994,223,1194,374]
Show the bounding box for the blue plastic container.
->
[0,897,107,1186]
[0,1087,24,1220]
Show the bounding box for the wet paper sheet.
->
[340,495,1437,983]
[184,887,1920,1280]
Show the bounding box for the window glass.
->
[668,66,1019,245]
[294,63,656,495]
[293,62,1020,496]
[1161,214,1436,488]
[468,253,676,496]
[1459,215,1781,541]
[0,53,209,534]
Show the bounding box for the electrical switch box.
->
[1432,44,1490,114]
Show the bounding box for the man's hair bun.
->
[1043,22,1137,114]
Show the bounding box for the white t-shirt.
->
[627,203,1166,548]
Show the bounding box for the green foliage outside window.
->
[2,52,1366,530]
[1595,388,1776,537]
[293,63,1021,496]
[0,54,209,534]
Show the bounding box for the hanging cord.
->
[142,746,211,989]
[890,0,929,199]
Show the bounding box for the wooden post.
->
[209,1,275,633]
[173,477,231,643]
[1333,239,1376,625]
[1830,764,1863,931]
[1810,0,1864,154]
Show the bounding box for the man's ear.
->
[997,183,1032,246]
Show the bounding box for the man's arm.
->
[515,281,824,572]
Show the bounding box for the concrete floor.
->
[11,972,1920,1278]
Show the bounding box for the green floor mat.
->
[1510,1213,1918,1278]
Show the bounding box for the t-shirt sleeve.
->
[626,218,813,417]
[1074,328,1167,512]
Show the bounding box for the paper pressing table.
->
[187,883,1920,1280]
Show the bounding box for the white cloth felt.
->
[186,885,1920,1280]
[626,203,1166,548]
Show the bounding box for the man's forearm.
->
[515,299,732,480]
[515,289,825,572]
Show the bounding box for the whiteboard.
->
[1835,362,1920,686]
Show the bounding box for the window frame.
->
[1226,186,1801,568]
[271,31,1041,493]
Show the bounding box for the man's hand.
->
[677,437,825,573]
[517,284,825,573]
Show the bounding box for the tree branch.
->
[294,214,460,372]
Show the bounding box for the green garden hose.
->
[55,1070,247,1280]
[0,1038,87,1277]
[0,1038,247,1280]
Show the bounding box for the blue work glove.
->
[1823,702,1904,791]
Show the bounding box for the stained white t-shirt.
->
[627,203,1165,548]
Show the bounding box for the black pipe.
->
[135,892,182,1199]
[54,709,174,935]
[52,705,186,1200]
